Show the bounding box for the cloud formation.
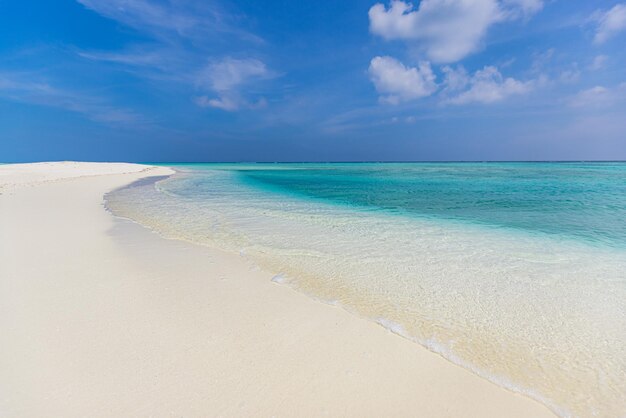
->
[367,55,533,106]
[502,0,543,17]
[594,3,626,44]
[368,56,437,104]
[76,0,262,43]
[590,55,608,71]
[568,83,626,108]
[195,57,272,111]
[77,0,270,111]
[0,72,142,125]
[442,65,533,104]
[369,0,543,63]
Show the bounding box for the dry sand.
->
[0,162,556,417]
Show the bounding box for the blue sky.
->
[1,0,625,162]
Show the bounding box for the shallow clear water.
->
[107,163,626,417]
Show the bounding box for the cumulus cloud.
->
[594,4,626,44]
[368,56,437,104]
[442,65,533,104]
[195,57,272,111]
[367,57,534,106]
[368,0,543,63]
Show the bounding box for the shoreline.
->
[107,173,570,417]
[0,162,556,417]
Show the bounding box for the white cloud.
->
[0,72,142,125]
[443,65,533,104]
[568,83,626,108]
[82,49,274,111]
[590,55,608,71]
[568,86,609,107]
[502,0,543,17]
[79,48,168,68]
[199,58,269,91]
[368,0,543,63]
[195,57,271,111]
[77,1,270,112]
[368,56,437,104]
[76,0,262,43]
[559,66,580,84]
[594,4,626,44]
[528,49,583,86]
[78,0,195,38]
[194,95,239,111]
[529,48,555,74]
[367,58,534,106]
[441,65,469,92]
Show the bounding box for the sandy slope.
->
[0,162,556,417]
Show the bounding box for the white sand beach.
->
[0,162,556,417]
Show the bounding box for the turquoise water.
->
[172,162,626,247]
[108,163,626,417]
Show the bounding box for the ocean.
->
[106,162,626,417]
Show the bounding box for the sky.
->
[1,0,625,162]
